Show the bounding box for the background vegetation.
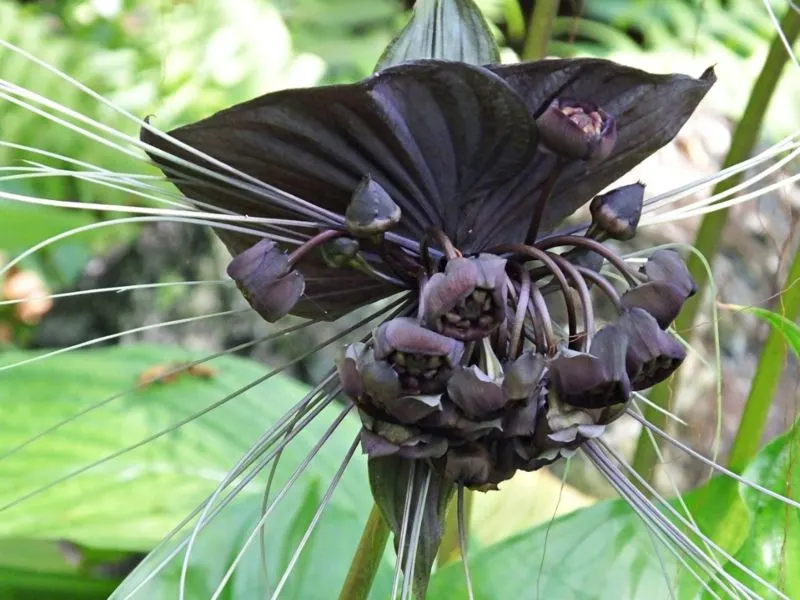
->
[0,0,798,598]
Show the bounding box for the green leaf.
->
[428,498,677,599]
[0,200,97,254]
[707,424,800,598]
[725,304,800,358]
[0,345,370,551]
[376,0,500,71]
[0,345,399,598]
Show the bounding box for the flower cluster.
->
[145,58,713,492]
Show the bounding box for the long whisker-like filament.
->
[592,439,786,599]
[632,393,688,427]
[268,435,360,600]
[118,384,340,600]
[644,170,800,225]
[1,297,407,514]
[401,466,432,600]
[0,67,342,225]
[642,137,800,222]
[391,460,417,600]
[180,372,339,597]
[584,441,765,599]
[457,485,475,600]
[208,404,354,600]
[0,320,313,462]
[0,308,251,373]
[627,411,800,510]
[0,279,234,308]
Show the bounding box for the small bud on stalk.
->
[536,98,617,163]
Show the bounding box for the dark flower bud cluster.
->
[146,58,713,494]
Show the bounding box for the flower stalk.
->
[338,504,390,600]
[522,0,559,60]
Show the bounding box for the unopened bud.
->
[536,98,616,163]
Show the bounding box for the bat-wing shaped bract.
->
[143,58,714,319]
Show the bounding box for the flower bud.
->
[589,183,644,241]
[419,254,507,341]
[535,98,616,163]
[374,317,464,394]
[321,237,361,269]
[227,239,305,322]
[345,176,402,237]
[547,324,631,409]
[621,249,697,328]
[617,308,686,390]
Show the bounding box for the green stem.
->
[631,6,800,481]
[727,248,800,472]
[338,503,390,600]
[521,0,559,60]
[437,487,473,565]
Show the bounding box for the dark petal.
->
[440,444,493,487]
[377,0,500,70]
[548,324,631,408]
[420,254,507,340]
[589,182,644,240]
[420,257,479,327]
[502,350,546,400]
[345,176,402,237]
[419,402,503,440]
[368,457,455,599]
[617,308,686,390]
[501,396,539,437]
[360,426,448,459]
[374,317,464,364]
[446,365,508,420]
[479,59,715,242]
[621,280,687,329]
[226,239,304,322]
[381,393,444,424]
[337,343,366,400]
[643,249,697,298]
[360,357,404,406]
[142,60,535,254]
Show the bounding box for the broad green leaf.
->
[428,499,679,599]
[376,0,500,71]
[726,304,800,358]
[706,425,800,598]
[0,201,97,254]
[0,345,399,598]
[0,345,370,550]
[113,487,396,600]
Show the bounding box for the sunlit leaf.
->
[0,345,369,550]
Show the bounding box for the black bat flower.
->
[142,48,714,599]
